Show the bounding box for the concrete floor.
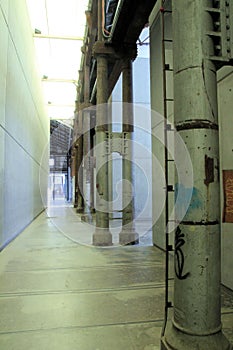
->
[0,201,232,350]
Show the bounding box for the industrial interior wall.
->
[218,67,233,291]
[0,1,49,249]
[150,6,233,290]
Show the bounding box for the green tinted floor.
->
[0,204,232,350]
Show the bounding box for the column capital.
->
[79,102,93,111]
[93,41,118,58]
[93,41,137,61]
[121,58,132,71]
[121,45,138,63]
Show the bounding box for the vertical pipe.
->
[90,126,95,212]
[74,148,78,207]
[53,168,55,201]
[119,59,139,245]
[97,0,102,41]
[84,63,90,104]
[73,101,84,212]
[66,164,69,201]
[92,0,112,245]
[67,164,70,201]
[160,3,170,336]
[161,1,232,349]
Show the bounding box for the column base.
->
[84,205,95,214]
[76,207,84,214]
[161,323,233,350]
[93,228,113,246]
[119,230,139,245]
[81,213,93,223]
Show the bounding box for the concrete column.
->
[161,1,232,349]
[85,73,95,215]
[92,54,112,245]
[89,125,95,213]
[82,108,92,220]
[81,63,93,222]
[107,97,113,220]
[92,0,112,245]
[119,59,139,245]
[74,111,84,213]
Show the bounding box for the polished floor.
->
[0,201,232,350]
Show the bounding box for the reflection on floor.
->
[0,202,232,350]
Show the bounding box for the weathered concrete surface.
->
[0,206,232,350]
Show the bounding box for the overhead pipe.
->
[33,34,83,40]
[90,78,97,103]
[106,0,125,42]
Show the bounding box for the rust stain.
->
[176,120,218,131]
[204,155,214,186]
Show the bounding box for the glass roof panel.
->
[26,0,89,121]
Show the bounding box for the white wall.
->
[0,0,49,249]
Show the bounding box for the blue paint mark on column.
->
[175,184,203,220]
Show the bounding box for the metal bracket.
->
[167,185,174,192]
[168,244,173,251]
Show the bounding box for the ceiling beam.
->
[33,34,84,41]
[42,78,77,84]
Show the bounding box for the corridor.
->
[0,203,232,350]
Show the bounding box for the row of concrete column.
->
[73,0,232,349]
[93,55,139,246]
[74,60,138,246]
[74,0,138,246]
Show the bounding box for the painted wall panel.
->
[0,9,8,127]
[0,128,4,245]
[218,70,233,290]
[0,0,9,19]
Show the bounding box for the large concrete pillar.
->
[119,59,139,245]
[89,123,95,213]
[74,109,84,213]
[161,1,232,349]
[92,0,112,245]
[92,55,112,245]
[82,62,93,222]
[82,107,91,219]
